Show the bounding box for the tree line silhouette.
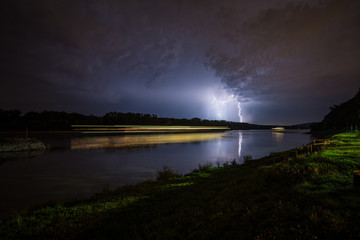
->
[0,110,275,131]
[311,88,360,132]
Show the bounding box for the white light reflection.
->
[208,131,243,164]
[272,131,284,143]
[238,131,242,157]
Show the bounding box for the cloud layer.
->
[1,0,359,124]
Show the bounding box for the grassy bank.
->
[1,132,360,239]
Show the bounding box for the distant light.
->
[272,127,285,131]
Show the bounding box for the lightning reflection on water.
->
[238,131,242,157]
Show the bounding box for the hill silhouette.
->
[312,88,360,131]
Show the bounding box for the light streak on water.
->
[70,132,225,150]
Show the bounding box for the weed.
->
[221,159,240,168]
[198,162,213,171]
[243,154,253,162]
[156,166,182,180]
[101,182,110,193]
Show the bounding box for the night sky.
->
[1,0,359,125]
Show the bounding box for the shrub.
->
[243,155,253,162]
[198,162,213,171]
[230,159,239,166]
[156,166,182,180]
[222,159,240,168]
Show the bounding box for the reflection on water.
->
[210,131,243,163]
[238,131,242,157]
[71,132,225,150]
[272,131,284,142]
[0,130,312,216]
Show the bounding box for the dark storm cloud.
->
[1,0,359,124]
[206,0,360,102]
[1,0,217,114]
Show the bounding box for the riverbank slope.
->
[1,132,359,239]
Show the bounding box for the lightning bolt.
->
[211,95,233,120]
[208,88,244,123]
[237,101,243,123]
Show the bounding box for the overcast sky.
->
[1,0,359,125]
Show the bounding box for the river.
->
[0,130,312,216]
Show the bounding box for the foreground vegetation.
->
[1,132,360,239]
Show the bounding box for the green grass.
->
[1,132,360,239]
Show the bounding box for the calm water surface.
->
[0,130,312,215]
